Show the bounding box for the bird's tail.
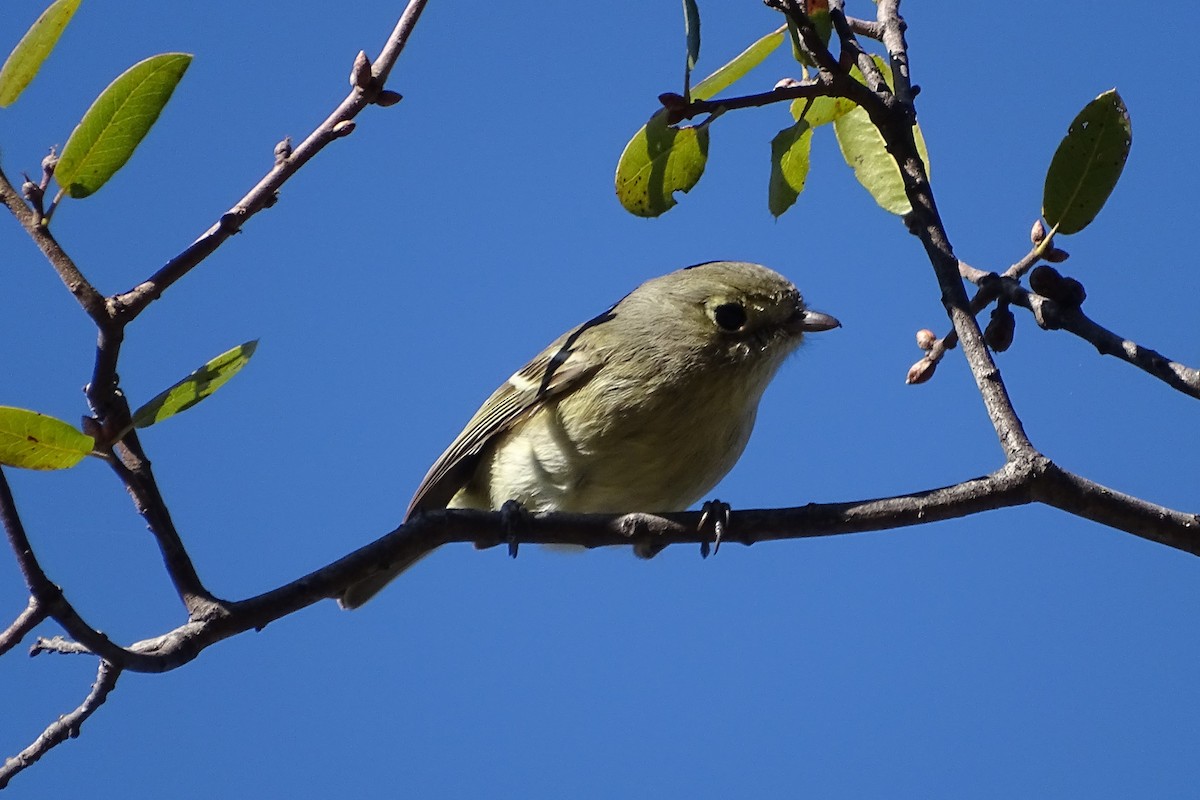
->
[338,550,430,609]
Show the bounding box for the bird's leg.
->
[698,499,732,558]
[499,499,529,559]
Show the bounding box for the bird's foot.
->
[619,512,666,559]
[698,499,732,559]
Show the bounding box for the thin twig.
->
[73,0,435,616]
[999,283,1200,399]
[0,661,121,789]
[0,467,167,670]
[875,0,913,104]
[108,0,430,325]
[0,165,107,322]
[0,598,46,657]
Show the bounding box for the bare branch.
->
[102,439,222,617]
[0,598,46,657]
[0,661,121,789]
[999,283,1200,399]
[875,0,913,104]
[0,164,106,322]
[108,0,431,325]
[21,450,1199,679]
[0,467,178,671]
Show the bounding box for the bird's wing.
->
[404,309,614,517]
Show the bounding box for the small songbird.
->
[339,261,839,608]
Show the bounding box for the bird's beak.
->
[798,309,840,332]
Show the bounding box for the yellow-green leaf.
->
[0,407,93,470]
[132,340,258,428]
[615,111,709,217]
[769,120,812,217]
[692,28,784,101]
[614,28,782,218]
[791,94,855,128]
[0,0,82,107]
[56,52,192,198]
[1043,89,1132,235]
[833,56,930,216]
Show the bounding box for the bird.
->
[339,260,839,608]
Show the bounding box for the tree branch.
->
[107,0,430,326]
[0,661,121,789]
[0,165,106,322]
[0,466,176,671]
[22,451,1199,676]
[1001,282,1200,399]
[0,598,46,657]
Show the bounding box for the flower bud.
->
[374,90,403,107]
[1043,247,1069,263]
[1030,219,1047,245]
[41,149,58,180]
[273,136,292,165]
[350,50,372,89]
[906,358,937,385]
[915,328,937,351]
[21,179,41,205]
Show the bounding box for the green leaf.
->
[1042,89,1132,235]
[615,111,710,217]
[692,28,784,101]
[0,407,93,470]
[769,119,812,217]
[0,0,82,107]
[791,94,856,128]
[55,52,192,198]
[132,340,258,428]
[683,0,701,98]
[832,56,930,215]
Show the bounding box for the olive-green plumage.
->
[340,261,838,608]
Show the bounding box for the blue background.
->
[2,1,1198,797]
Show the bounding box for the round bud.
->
[915,329,937,350]
[1028,265,1063,298]
[1044,247,1070,263]
[984,305,1015,353]
[1059,277,1086,307]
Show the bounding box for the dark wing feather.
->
[404,313,612,517]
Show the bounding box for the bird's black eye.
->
[713,302,747,331]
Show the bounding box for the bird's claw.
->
[698,499,731,559]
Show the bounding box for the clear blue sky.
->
[3,1,1199,797]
